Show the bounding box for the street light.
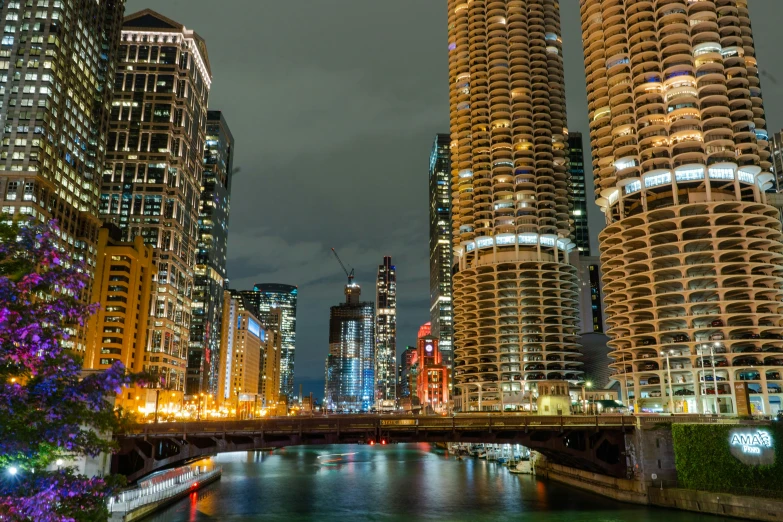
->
[8,467,17,476]
[661,350,675,414]
[581,381,593,414]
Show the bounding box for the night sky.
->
[125,0,783,397]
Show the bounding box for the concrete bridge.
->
[112,413,723,483]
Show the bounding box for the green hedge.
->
[671,423,783,495]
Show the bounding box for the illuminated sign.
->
[730,431,771,454]
[247,318,262,339]
[728,428,775,466]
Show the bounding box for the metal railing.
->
[108,467,221,514]
[118,413,771,438]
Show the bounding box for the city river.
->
[149,443,731,521]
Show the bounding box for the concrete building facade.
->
[85,225,153,411]
[580,0,783,415]
[218,290,262,408]
[447,0,582,412]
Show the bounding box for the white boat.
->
[508,460,532,475]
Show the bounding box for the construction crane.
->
[331,248,355,284]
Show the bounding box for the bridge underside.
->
[114,426,629,483]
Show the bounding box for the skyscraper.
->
[375,256,397,405]
[323,281,375,412]
[429,134,454,369]
[568,132,590,256]
[101,10,212,394]
[447,1,582,412]
[580,0,783,415]
[398,346,417,399]
[188,110,234,395]
[241,284,298,401]
[0,0,125,352]
[218,290,263,411]
[259,308,282,408]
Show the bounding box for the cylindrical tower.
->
[580,0,783,415]
[447,0,582,412]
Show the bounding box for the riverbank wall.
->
[533,421,783,522]
[537,457,783,521]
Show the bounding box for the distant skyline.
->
[125,0,783,396]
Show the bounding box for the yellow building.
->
[85,225,156,411]
[260,308,282,409]
[218,291,263,412]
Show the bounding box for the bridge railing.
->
[118,413,769,438]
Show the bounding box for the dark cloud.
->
[126,0,783,396]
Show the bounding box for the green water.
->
[147,443,731,521]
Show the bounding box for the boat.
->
[508,459,532,475]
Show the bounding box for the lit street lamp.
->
[580,381,592,414]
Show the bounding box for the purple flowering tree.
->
[0,218,130,521]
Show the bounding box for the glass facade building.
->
[100,10,211,393]
[0,0,126,352]
[188,110,234,395]
[580,0,783,415]
[429,134,454,371]
[568,132,590,256]
[241,283,298,401]
[398,346,416,399]
[375,256,397,404]
[324,283,375,411]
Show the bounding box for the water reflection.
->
[148,444,731,522]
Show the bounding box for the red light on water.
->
[381,440,387,445]
[369,440,375,445]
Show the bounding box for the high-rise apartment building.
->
[429,133,454,369]
[0,0,125,351]
[568,132,590,255]
[100,10,211,394]
[580,0,783,416]
[85,225,153,411]
[447,1,582,412]
[188,110,234,395]
[375,256,397,404]
[240,283,298,401]
[323,282,375,412]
